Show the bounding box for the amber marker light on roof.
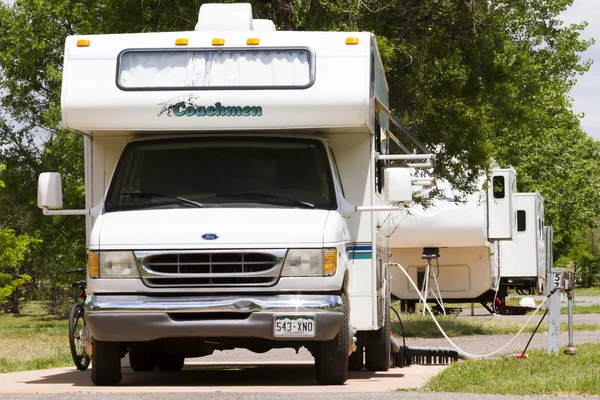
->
[175,38,189,46]
[345,37,359,45]
[246,38,260,45]
[76,39,90,47]
[212,38,225,46]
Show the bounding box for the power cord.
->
[389,262,558,359]
[520,307,549,356]
[390,305,411,361]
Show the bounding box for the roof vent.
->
[252,19,276,31]
[195,3,253,31]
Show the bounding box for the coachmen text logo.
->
[158,94,262,118]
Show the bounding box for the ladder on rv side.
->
[374,98,448,315]
[373,98,436,188]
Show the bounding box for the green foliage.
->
[0,227,39,305]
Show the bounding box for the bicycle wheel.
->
[69,303,91,371]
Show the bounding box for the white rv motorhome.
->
[37,3,432,386]
[388,168,517,312]
[498,192,547,294]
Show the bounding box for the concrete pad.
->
[0,362,446,394]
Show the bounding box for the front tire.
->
[315,292,349,385]
[68,303,90,371]
[91,339,122,386]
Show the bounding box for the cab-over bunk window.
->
[117,48,314,90]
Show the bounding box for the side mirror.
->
[384,168,413,204]
[37,172,63,209]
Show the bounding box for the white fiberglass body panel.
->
[499,192,545,280]
[327,134,378,329]
[390,246,494,300]
[91,208,331,249]
[61,31,374,132]
[386,192,488,248]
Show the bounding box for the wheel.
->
[68,303,90,371]
[400,300,416,313]
[348,345,364,371]
[91,339,122,386]
[365,296,391,371]
[129,344,157,371]
[156,349,184,371]
[314,292,349,385]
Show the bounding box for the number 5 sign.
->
[551,268,564,290]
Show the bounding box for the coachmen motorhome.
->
[37,3,433,386]
[388,168,517,313]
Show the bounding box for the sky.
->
[560,0,600,140]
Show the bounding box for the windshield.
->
[105,137,337,212]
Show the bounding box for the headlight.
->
[281,248,337,277]
[90,251,140,278]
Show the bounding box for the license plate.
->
[273,315,316,338]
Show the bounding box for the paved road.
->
[1,392,599,400]
[0,359,446,394]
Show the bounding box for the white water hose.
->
[389,262,549,359]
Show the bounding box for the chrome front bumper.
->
[84,294,344,342]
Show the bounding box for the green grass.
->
[0,302,72,373]
[561,304,600,314]
[422,342,600,395]
[390,311,600,338]
[389,299,600,338]
[574,287,600,297]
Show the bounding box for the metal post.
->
[547,268,562,355]
[563,271,578,355]
[545,227,561,356]
[471,302,474,316]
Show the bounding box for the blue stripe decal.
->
[351,253,372,260]
[346,242,373,261]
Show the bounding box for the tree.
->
[0,164,40,313]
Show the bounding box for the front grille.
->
[140,252,281,287]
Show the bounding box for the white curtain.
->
[119,50,311,88]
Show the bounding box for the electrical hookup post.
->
[546,268,562,355]
[546,267,578,355]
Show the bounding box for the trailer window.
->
[492,176,505,199]
[105,137,336,212]
[517,210,526,232]
[117,48,313,90]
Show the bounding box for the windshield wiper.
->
[119,191,204,208]
[218,193,315,209]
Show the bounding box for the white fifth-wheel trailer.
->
[389,170,549,314]
[37,3,433,386]
[388,168,518,312]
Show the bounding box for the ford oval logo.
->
[201,233,219,240]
